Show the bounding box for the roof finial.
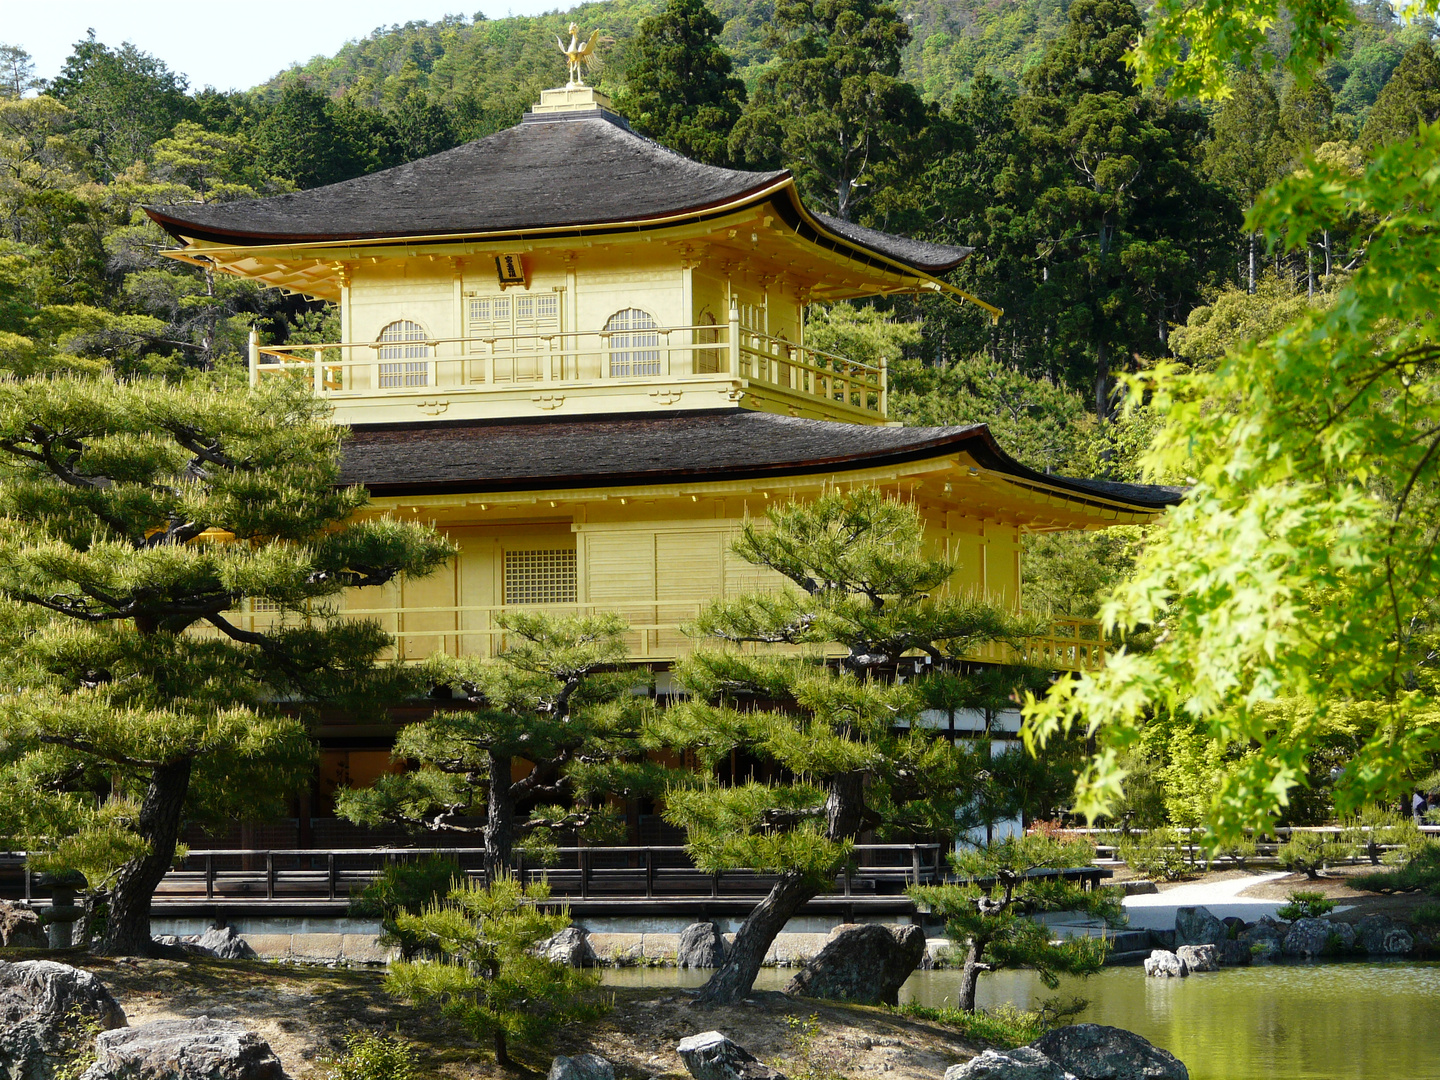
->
[556,23,605,88]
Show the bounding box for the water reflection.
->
[603,961,1440,1080]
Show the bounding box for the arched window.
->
[376,320,429,388]
[605,308,660,378]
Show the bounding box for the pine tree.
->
[0,375,453,954]
[1360,42,1440,149]
[617,0,747,166]
[336,611,677,878]
[654,488,1044,1004]
[386,875,604,1067]
[728,0,928,220]
[912,835,1123,1012]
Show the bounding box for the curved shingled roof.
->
[338,410,1183,511]
[145,112,974,276]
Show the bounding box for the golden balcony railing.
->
[222,601,1104,671]
[247,316,887,420]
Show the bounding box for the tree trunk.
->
[695,870,817,1004]
[1094,339,1110,423]
[493,1028,512,1069]
[96,758,193,955]
[1248,232,1257,294]
[485,751,515,882]
[957,939,987,1013]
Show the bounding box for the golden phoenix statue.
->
[556,23,604,88]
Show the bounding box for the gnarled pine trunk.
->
[957,938,989,1012]
[97,758,193,955]
[696,869,818,1004]
[485,751,515,882]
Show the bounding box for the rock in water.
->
[0,903,46,950]
[1355,914,1414,956]
[0,960,127,1080]
[1237,917,1286,960]
[944,1047,1078,1079]
[196,926,258,960]
[1030,1024,1189,1080]
[1173,907,1226,947]
[549,1053,616,1080]
[81,1018,288,1080]
[1282,918,1336,958]
[677,922,725,969]
[1143,950,1186,978]
[537,926,596,967]
[782,923,925,1005]
[1214,939,1252,966]
[677,1031,787,1080]
[1175,944,1218,973]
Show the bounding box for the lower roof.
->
[339,410,1182,512]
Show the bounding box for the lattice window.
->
[249,597,281,612]
[696,309,721,373]
[503,549,577,605]
[606,308,660,377]
[377,320,429,387]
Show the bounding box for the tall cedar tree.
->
[912,835,1123,1011]
[335,611,678,878]
[1202,69,1285,292]
[728,0,927,220]
[618,0,747,165]
[1360,42,1440,149]
[0,377,452,954]
[655,488,1043,1003]
[1009,0,1236,419]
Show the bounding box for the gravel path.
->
[1121,871,1291,930]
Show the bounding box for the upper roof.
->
[144,111,973,277]
[338,410,1183,513]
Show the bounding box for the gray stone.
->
[549,1053,616,1080]
[1328,921,1355,952]
[1175,944,1217,973]
[197,926,258,961]
[1143,950,1186,978]
[538,926,596,968]
[1221,917,1246,936]
[1214,939,1252,966]
[1030,1024,1189,1080]
[1355,914,1414,956]
[677,922,725,969]
[1173,907,1226,947]
[783,923,925,1005]
[0,903,46,950]
[677,1031,786,1080]
[0,960,127,1080]
[944,1047,1077,1079]
[1237,917,1286,959]
[80,1018,288,1080]
[1282,917,1335,958]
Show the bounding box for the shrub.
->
[324,1032,416,1080]
[1353,841,1440,897]
[892,1002,1046,1048]
[1276,890,1336,921]
[1278,830,1348,879]
[1117,828,1189,881]
[349,855,463,960]
[1412,902,1440,927]
[1213,837,1258,870]
[1343,807,1423,866]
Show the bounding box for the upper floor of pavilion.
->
[145,86,989,428]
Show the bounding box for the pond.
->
[603,960,1440,1080]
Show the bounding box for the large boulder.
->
[196,926,258,961]
[1214,939,1252,966]
[0,960,127,1080]
[944,1047,1078,1079]
[80,1018,287,1080]
[538,927,596,968]
[0,903,46,950]
[677,1031,786,1080]
[1282,918,1335,958]
[1030,1025,1189,1080]
[1173,907,1226,948]
[677,922,725,969]
[549,1053,616,1080]
[1174,944,1217,973]
[1237,917,1286,960]
[1354,914,1414,956]
[1143,950,1186,978]
[782,923,925,1005]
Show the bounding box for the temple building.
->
[147,80,1178,832]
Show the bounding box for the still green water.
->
[603,960,1440,1080]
